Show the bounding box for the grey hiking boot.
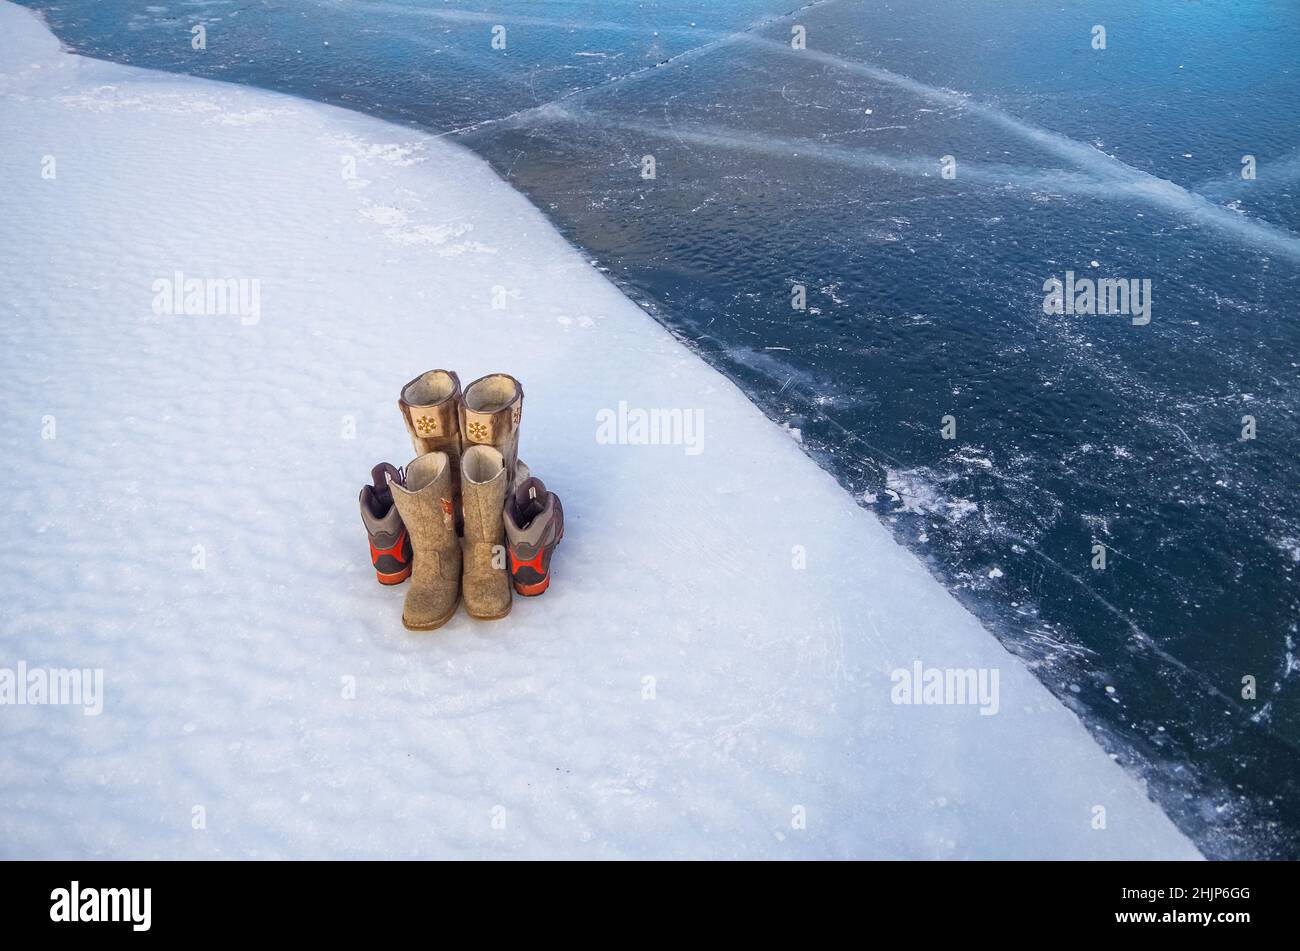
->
[359,463,412,586]
[503,476,564,596]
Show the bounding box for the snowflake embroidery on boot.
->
[415,415,437,436]
[468,420,489,442]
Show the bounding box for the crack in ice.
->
[439,0,844,139]
[735,37,1300,262]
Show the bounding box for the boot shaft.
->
[399,369,464,531]
[460,444,508,546]
[398,369,462,456]
[388,453,458,560]
[461,373,523,482]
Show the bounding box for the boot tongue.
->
[372,462,402,496]
[515,477,545,505]
[509,477,548,529]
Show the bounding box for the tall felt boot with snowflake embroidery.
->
[398,369,464,530]
[460,373,527,489]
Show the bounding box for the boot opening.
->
[403,369,457,407]
[464,374,519,414]
[402,452,448,491]
[361,485,391,519]
[506,479,550,532]
[462,445,504,484]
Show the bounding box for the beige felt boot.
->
[459,445,512,620]
[388,453,462,631]
[398,369,464,529]
[461,373,526,489]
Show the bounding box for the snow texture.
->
[0,2,1198,859]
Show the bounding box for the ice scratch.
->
[739,37,1300,262]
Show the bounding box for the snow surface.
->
[0,2,1199,859]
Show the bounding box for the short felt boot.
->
[398,369,464,529]
[461,373,526,488]
[459,444,512,620]
[388,452,462,631]
[359,462,412,585]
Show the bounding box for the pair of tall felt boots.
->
[359,370,563,631]
[396,369,528,526]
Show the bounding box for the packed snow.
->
[0,2,1198,858]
